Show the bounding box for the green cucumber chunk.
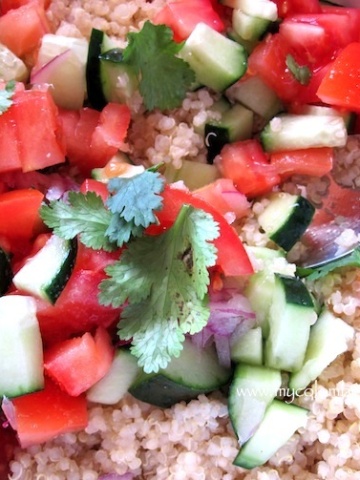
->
[289,309,354,392]
[232,9,271,41]
[87,348,140,405]
[264,274,317,372]
[0,295,44,397]
[230,327,263,365]
[233,399,308,469]
[13,235,77,304]
[179,23,247,92]
[163,159,220,190]
[129,338,231,408]
[228,363,282,444]
[258,192,315,252]
[260,114,348,152]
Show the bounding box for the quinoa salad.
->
[1,1,360,480]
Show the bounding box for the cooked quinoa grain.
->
[7,2,360,479]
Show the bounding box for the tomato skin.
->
[13,89,66,172]
[218,140,281,198]
[4,377,88,448]
[147,185,254,277]
[273,0,322,18]
[0,0,50,14]
[153,0,225,42]
[270,147,333,179]
[79,178,109,203]
[59,103,131,177]
[44,327,114,396]
[317,43,360,112]
[73,240,122,274]
[0,1,50,58]
[36,270,121,345]
[0,189,45,243]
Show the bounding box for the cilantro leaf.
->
[0,81,16,114]
[40,191,115,251]
[122,21,195,111]
[99,205,219,373]
[297,247,360,281]
[286,54,311,86]
[105,170,164,246]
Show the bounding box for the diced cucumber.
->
[264,274,317,372]
[258,192,315,252]
[13,235,77,304]
[222,0,278,21]
[227,75,283,122]
[289,309,354,392]
[99,48,138,105]
[129,338,231,408]
[233,399,308,469]
[245,269,275,337]
[0,43,28,82]
[260,114,348,152]
[204,103,253,163]
[0,246,12,295]
[232,9,271,41]
[87,348,140,405]
[86,28,118,110]
[163,159,220,190]
[179,23,247,92]
[0,295,44,397]
[228,363,282,444]
[291,104,355,132]
[230,327,263,365]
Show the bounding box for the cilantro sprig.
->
[0,81,16,114]
[286,54,311,86]
[99,205,219,373]
[122,21,196,111]
[40,171,220,372]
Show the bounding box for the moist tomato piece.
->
[153,0,225,42]
[73,240,122,273]
[218,140,281,197]
[0,103,21,174]
[273,0,322,18]
[13,89,66,172]
[36,269,121,345]
[270,147,333,179]
[44,327,114,396]
[79,178,109,202]
[4,377,88,448]
[0,0,50,14]
[59,103,131,177]
[146,185,254,276]
[317,43,360,112]
[0,1,50,58]
[0,189,45,242]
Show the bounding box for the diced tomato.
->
[0,0,50,15]
[193,178,250,220]
[36,269,121,345]
[13,89,66,172]
[44,327,114,396]
[147,185,254,276]
[273,0,322,18]
[248,33,302,103]
[317,43,360,113]
[79,178,109,203]
[0,1,50,58]
[218,140,281,197]
[3,377,88,448]
[153,0,225,42]
[59,103,131,177]
[73,241,122,273]
[270,147,333,179]
[0,189,45,243]
[0,101,22,174]
[295,64,330,105]
[0,421,17,478]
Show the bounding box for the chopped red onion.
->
[2,397,17,431]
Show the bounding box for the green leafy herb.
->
[105,170,164,246]
[297,247,360,281]
[286,54,311,86]
[40,191,115,251]
[0,80,16,114]
[99,205,219,373]
[40,170,165,249]
[122,21,196,111]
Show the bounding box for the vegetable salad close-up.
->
[1,0,360,478]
